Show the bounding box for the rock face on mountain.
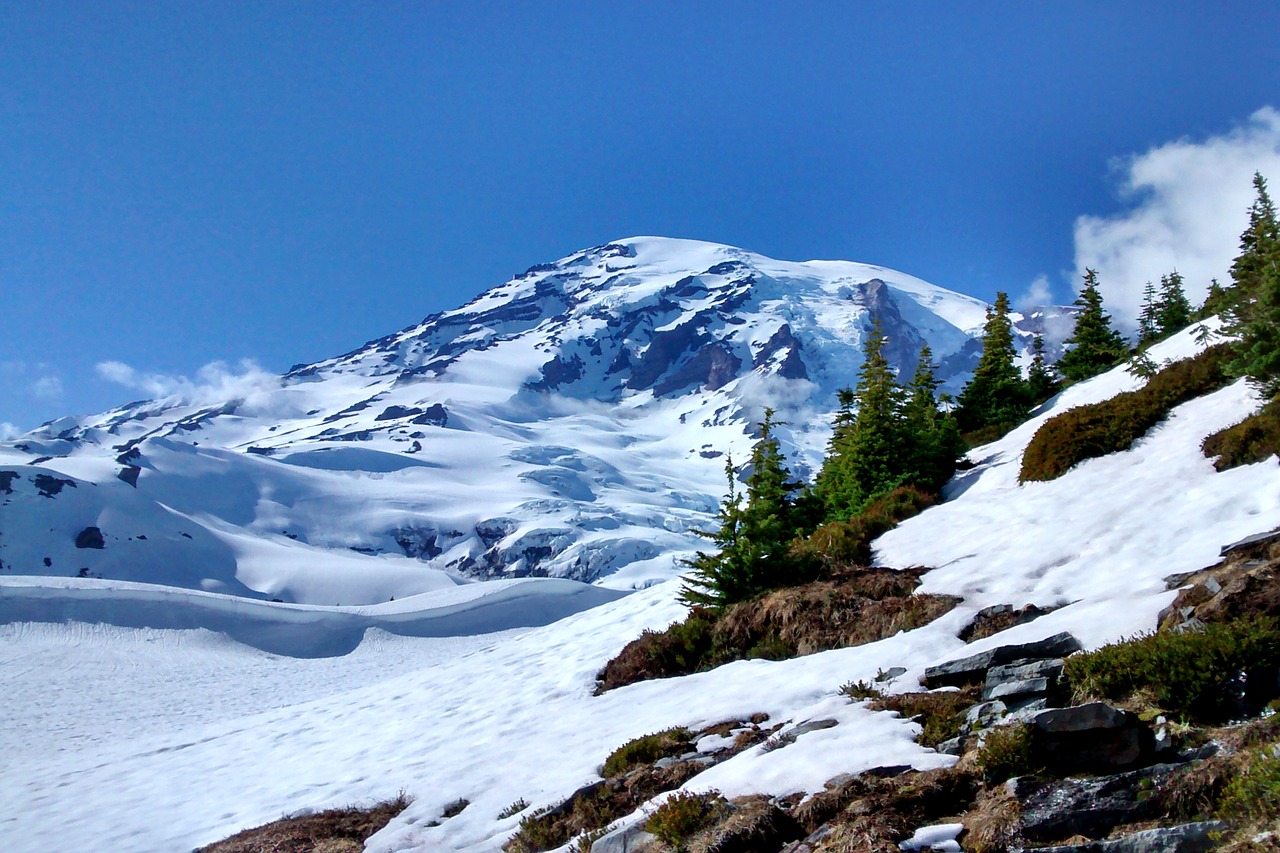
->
[0,237,1067,599]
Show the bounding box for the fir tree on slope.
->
[1056,269,1130,382]
[1027,334,1060,404]
[902,344,966,491]
[954,291,1031,432]
[1223,171,1280,397]
[1156,271,1193,338]
[681,409,808,607]
[1138,281,1160,347]
[815,320,905,521]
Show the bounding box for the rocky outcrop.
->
[1161,526,1280,631]
[923,632,1082,689]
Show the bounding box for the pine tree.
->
[1056,269,1130,382]
[1224,172,1280,397]
[816,320,905,520]
[1027,334,1060,404]
[681,410,806,606]
[1137,281,1160,346]
[1198,278,1230,320]
[1155,271,1193,338]
[902,344,965,490]
[955,292,1030,432]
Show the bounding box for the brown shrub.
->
[1203,397,1280,470]
[1020,343,1233,482]
[195,793,411,853]
[960,785,1022,853]
[797,486,938,567]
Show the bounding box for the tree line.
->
[683,171,1280,609]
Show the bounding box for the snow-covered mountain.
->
[0,237,1064,601]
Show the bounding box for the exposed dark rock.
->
[114,446,142,466]
[33,474,76,498]
[75,527,105,549]
[924,633,1083,689]
[392,528,443,560]
[375,404,424,421]
[0,471,18,494]
[117,466,141,487]
[245,446,274,456]
[653,341,743,396]
[1160,529,1280,632]
[410,404,449,427]
[753,323,809,380]
[983,657,1066,703]
[525,354,586,391]
[1013,763,1183,843]
[959,603,1054,642]
[1033,821,1227,853]
[1027,703,1153,775]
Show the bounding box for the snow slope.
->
[4,322,1277,852]
[0,237,1068,597]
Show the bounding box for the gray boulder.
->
[924,633,1082,688]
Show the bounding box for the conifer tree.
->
[955,291,1030,432]
[1156,271,1193,337]
[902,344,964,490]
[1137,281,1159,346]
[1198,278,1230,320]
[1056,269,1130,382]
[816,320,905,520]
[681,410,805,606]
[1224,172,1280,397]
[1026,334,1060,404]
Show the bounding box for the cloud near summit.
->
[1073,106,1280,328]
[95,359,284,413]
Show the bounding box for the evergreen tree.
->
[681,410,805,607]
[902,344,965,490]
[955,291,1030,432]
[1224,172,1280,397]
[1027,334,1060,404]
[1198,278,1230,320]
[1056,269,1130,382]
[816,320,905,520]
[1155,271,1193,337]
[1137,281,1160,346]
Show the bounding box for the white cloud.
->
[31,376,64,399]
[0,422,20,440]
[95,359,284,413]
[1073,106,1280,327]
[1017,274,1054,311]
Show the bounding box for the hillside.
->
[4,321,1277,852]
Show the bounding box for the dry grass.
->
[195,793,411,853]
[959,786,1022,853]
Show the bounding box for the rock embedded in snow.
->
[922,633,1082,689]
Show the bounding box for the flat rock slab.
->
[1033,820,1227,853]
[1013,763,1180,842]
[1030,702,1132,733]
[924,633,1082,689]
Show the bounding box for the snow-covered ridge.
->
[0,237,1067,598]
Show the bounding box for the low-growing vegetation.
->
[596,565,957,692]
[867,687,979,748]
[1020,343,1234,482]
[644,790,729,849]
[195,792,411,853]
[602,728,691,777]
[1202,397,1280,470]
[1063,616,1280,722]
[975,723,1036,785]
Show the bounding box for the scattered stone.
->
[959,603,1055,642]
[789,718,839,737]
[923,633,1082,689]
[589,822,657,853]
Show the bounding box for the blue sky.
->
[3,2,1280,431]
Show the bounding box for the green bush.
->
[1064,616,1280,722]
[1202,397,1280,470]
[839,679,883,701]
[644,790,727,849]
[1219,750,1280,820]
[976,723,1036,784]
[868,689,977,748]
[800,485,937,566]
[602,728,692,777]
[1020,344,1234,482]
